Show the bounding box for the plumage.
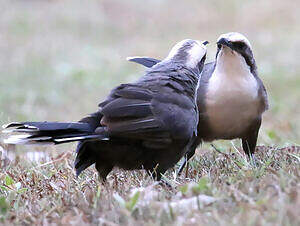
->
[3,39,208,181]
[3,121,106,144]
[127,32,268,174]
[126,56,160,68]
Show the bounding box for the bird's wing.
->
[127,56,161,68]
[97,84,173,147]
[252,70,269,112]
[257,77,269,112]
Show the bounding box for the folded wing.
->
[98,85,172,148]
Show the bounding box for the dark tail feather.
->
[126,56,161,68]
[2,121,107,145]
[74,141,97,176]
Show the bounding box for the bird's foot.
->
[159,179,173,189]
[177,160,187,177]
[249,153,257,168]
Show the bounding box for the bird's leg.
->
[249,153,257,167]
[185,161,190,178]
[178,149,195,177]
[148,166,173,188]
[159,179,173,189]
[178,138,200,177]
[178,155,188,176]
[95,163,113,183]
[242,119,261,168]
[242,138,258,167]
[148,164,164,181]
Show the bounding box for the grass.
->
[0,0,299,225]
[0,145,299,225]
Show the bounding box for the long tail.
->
[2,121,107,145]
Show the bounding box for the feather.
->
[101,98,152,118]
[105,117,162,134]
[127,56,160,68]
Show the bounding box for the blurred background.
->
[0,0,299,155]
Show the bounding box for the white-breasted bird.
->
[127,32,269,173]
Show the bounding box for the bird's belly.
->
[203,68,261,139]
[205,91,259,139]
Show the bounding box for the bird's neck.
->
[215,49,251,78]
[209,49,259,101]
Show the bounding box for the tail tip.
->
[126,56,145,62]
[3,134,31,145]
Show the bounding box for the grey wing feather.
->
[103,117,162,134]
[257,77,269,111]
[101,98,152,118]
[99,86,168,143]
[114,88,153,101]
[251,70,269,112]
[127,56,161,68]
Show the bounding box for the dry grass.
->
[0,145,299,225]
[0,0,300,225]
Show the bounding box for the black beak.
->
[217,38,232,48]
[203,41,209,45]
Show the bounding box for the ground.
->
[0,145,299,225]
[0,0,299,225]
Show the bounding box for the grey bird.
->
[127,32,269,174]
[2,39,208,181]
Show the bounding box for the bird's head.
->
[164,39,208,73]
[216,32,256,73]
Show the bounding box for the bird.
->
[2,39,208,182]
[127,32,269,174]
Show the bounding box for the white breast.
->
[205,49,260,137]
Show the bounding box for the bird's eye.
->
[232,42,245,49]
[217,44,222,49]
